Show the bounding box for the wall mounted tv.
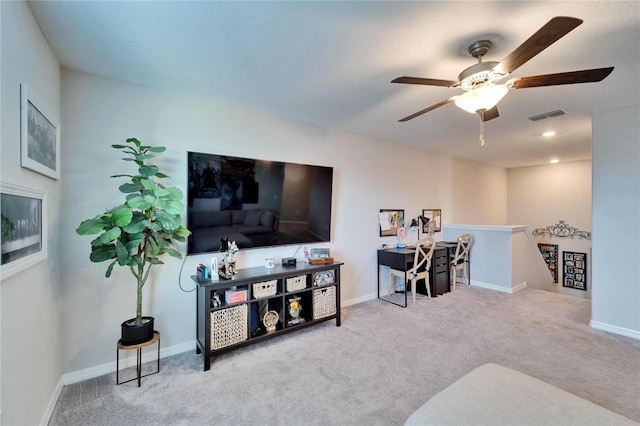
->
[187,151,333,255]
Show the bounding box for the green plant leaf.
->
[127,195,152,210]
[122,214,147,233]
[90,244,116,262]
[163,247,182,258]
[125,138,141,147]
[111,144,128,149]
[141,179,157,191]
[147,146,166,153]
[157,199,184,215]
[99,227,122,244]
[139,165,159,177]
[105,260,117,277]
[115,240,131,265]
[76,217,110,235]
[119,183,140,193]
[148,258,164,265]
[155,172,169,179]
[111,205,133,227]
[155,211,181,230]
[175,226,191,237]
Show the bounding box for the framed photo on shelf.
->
[21,83,60,180]
[422,209,442,233]
[379,209,404,237]
[1,182,48,280]
[563,251,587,291]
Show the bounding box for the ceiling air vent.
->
[527,109,566,121]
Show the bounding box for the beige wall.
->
[507,160,592,299]
[59,69,508,378]
[0,1,63,425]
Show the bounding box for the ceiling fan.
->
[392,17,614,128]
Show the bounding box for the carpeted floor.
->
[49,285,640,425]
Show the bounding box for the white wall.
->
[0,1,63,425]
[507,161,592,299]
[591,105,640,339]
[59,69,508,376]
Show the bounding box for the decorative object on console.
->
[422,209,442,233]
[309,247,333,264]
[263,310,279,333]
[75,138,191,345]
[282,257,296,267]
[264,257,275,268]
[379,209,405,237]
[218,240,238,280]
[532,220,591,240]
[287,296,304,325]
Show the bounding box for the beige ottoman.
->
[405,363,637,425]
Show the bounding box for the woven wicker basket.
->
[210,304,248,350]
[253,280,277,299]
[286,275,307,292]
[312,285,337,319]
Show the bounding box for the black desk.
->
[377,242,454,307]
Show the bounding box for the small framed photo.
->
[379,209,404,237]
[21,83,60,180]
[1,182,48,280]
[422,209,442,233]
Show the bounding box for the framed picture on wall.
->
[422,209,442,233]
[21,83,61,180]
[537,243,558,283]
[379,209,404,237]
[563,251,587,291]
[1,182,48,280]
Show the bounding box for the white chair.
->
[450,233,473,291]
[387,238,436,305]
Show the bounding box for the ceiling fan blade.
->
[509,67,614,89]
[494,16,583,75]
[392,76,459,88]
[482,106,499,121]
[398,97,456,122]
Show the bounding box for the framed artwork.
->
[21,83,60,180]
[379,209,404,237]
[563,251,587,291]
[422,209,442,233]
[1,182,48,280]
[537,243,558,283]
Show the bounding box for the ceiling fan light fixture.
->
[454,84,508,114]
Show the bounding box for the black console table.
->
[194,261,343,371]
[377,243,454,307]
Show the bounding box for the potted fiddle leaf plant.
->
[76,138,190,345]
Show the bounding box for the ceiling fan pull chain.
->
[479,112,485,147]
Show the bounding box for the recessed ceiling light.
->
[550,159,559,164]
[543,131,556,137]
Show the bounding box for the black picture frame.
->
[538,243,558,283]
[422,209,442,233]
[563,251,587,291]
[379,209,404,237]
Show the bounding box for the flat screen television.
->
[187,151,333,255]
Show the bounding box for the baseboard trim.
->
[471,280,527,294]
[61,340,195,385]
[343,292,377,307]
[40,378,63,426]
[590,320,640,340]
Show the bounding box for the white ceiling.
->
[28,1,640,168]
